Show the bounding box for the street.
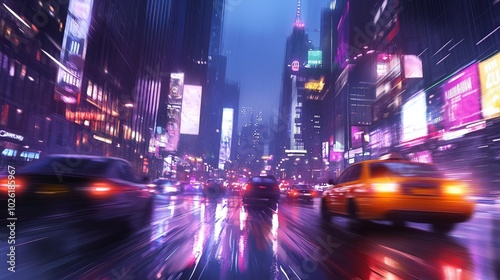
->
[1,194,499,280]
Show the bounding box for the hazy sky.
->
[222,0,331,130]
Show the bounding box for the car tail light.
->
[291,190,298,196]
[0,177,22,192]
[88,182,117,196]
[372,182,399,193]
[243,184,250,191]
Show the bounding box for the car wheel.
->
[347,199,370,230]
[320,199,332,222]
[432,223,456,234]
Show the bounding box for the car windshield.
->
[19,157,111,176]
[250,177,277,184]
[370,162,444,178]
[295,185,311,190]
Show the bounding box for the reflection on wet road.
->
[1,195,499,279]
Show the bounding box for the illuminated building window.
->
[9,61,15,76]
[93,84,98,100]
[87,81,93,97]
[20,65,26,79]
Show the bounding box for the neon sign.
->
[0,130,24,141]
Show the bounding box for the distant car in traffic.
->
[203,178,225,197]
[150,179,184,195]
[242,175,280,203]
[320,154,476,234]
[279,180,290,193]
[286,184,316,201]
[183,181,203,195]
[0,154,154,232]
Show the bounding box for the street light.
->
[124,103,134,108]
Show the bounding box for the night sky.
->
[222,0,331,130]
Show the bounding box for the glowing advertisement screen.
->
[402,91,428,142]
[403,55,423,78]
[442,64,481,130]
[308,51,322,66]
[165,73,184,152]
[410,150,432,163]
[351,126,364,149]
[55,0,94,104]
[369,127,392,149]
[218,108,234,170]
[180,85,202,135]
[479,52,500,120]
[322,142,328,159]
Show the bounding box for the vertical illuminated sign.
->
[479,52,500,120]
[218,108,234,170]
[180,85,203,135]
[322,142,328,159]
[402,91,428,142]
[55,0,94,104]
[165,73,184,152]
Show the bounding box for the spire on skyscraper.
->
[294,0,305,28]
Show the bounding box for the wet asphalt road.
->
[1,193,499,280]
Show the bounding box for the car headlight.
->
[444,184,466,195]
[164,186,178,192]
[372,182,399,192]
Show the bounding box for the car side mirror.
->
[327,179,336,185]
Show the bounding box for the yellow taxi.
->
[320,153,476,233]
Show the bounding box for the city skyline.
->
[222,0,332,128]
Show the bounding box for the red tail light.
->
[243,184,249,191]
[0,177,22,192]
[88,182,117,196]
[291,190,298,196]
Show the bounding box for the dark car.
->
[151,179,183,195]
[203,178,225,197]
[0,154,154,232]
[286,184,315,201]
[242,175,280,203]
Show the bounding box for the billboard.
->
[403,55,423,78]
[165,73,184,152]
[180,85,203,135]
[410,150,432,163]
[218,108,234,170]
[308,50,322,66]
[442,64,481,130]
[55,0,94,104]
[402,91,428,142]
[479,52,500,120]
[351,126,364,149]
